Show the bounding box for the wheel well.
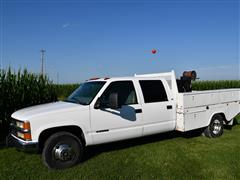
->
[218,113,226,120]
[38,126,86,152]
[212,113,227,124]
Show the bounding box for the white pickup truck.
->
[8,71,240,169]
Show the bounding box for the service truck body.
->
[177,89,240,131]
[8,71,240,169]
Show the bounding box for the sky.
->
[0,0,239,83]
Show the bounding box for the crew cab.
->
[8,71,240,169]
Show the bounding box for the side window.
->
[139,80,168,103]
[101,81,138,107]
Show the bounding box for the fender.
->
[207,111,226,126]
[36,124,93,146]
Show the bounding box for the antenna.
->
[40,49,46,75]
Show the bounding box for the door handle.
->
[135,109,142,113]
[167,105,172,109]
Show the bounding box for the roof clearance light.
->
[89,77,100,81]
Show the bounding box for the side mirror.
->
[109,93,119,109]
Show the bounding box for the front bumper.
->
[6,133,39,152]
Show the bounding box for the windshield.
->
[66,81,106,105]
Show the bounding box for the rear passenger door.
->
[139,80,176,136]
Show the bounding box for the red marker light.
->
[152,49,157,54]
[89,77,100,80]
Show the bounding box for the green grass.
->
[235,114,240,124]
[1,122,240,179]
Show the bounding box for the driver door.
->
[90,80,143,144]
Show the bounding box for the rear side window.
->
[139,80,168,103]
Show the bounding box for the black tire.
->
[203,114,224,138]
[42,131,83,169]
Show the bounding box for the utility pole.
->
[40,49,46,75]
[57,72,59,84]
[0,0,4,70]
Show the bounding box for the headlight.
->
[17,132,25,139]
[15,121,32,141]
[17,132,32,141]
[16,121,24,129]
[16,121,31,131]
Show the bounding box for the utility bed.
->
[176,89,240,131]
[136,71,240,132]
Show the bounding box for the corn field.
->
[0,68,58,139]
[192,80,240,90]
[54,84,80,100]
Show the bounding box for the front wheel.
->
[203,114,224,138]
[42,132,83,169]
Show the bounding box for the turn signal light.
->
[23,121,31,130]
[24,133,32,141]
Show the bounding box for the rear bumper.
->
[6,134,39,152]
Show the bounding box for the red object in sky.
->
[151,49,157,54]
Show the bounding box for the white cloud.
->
[62,23,70,29]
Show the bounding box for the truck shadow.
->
[82,129,203,163]
[0,122,238,157]
[83,121,240,162]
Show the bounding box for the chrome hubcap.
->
[53,144,74,162]
[212,119,222,135]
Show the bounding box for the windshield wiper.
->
[65,97,88,105]
[78,101,88,105]
[64,99,78,104]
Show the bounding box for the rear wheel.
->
[42,132,83,169]
[203,114,224,138]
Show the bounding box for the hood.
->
[11,101,85,120]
